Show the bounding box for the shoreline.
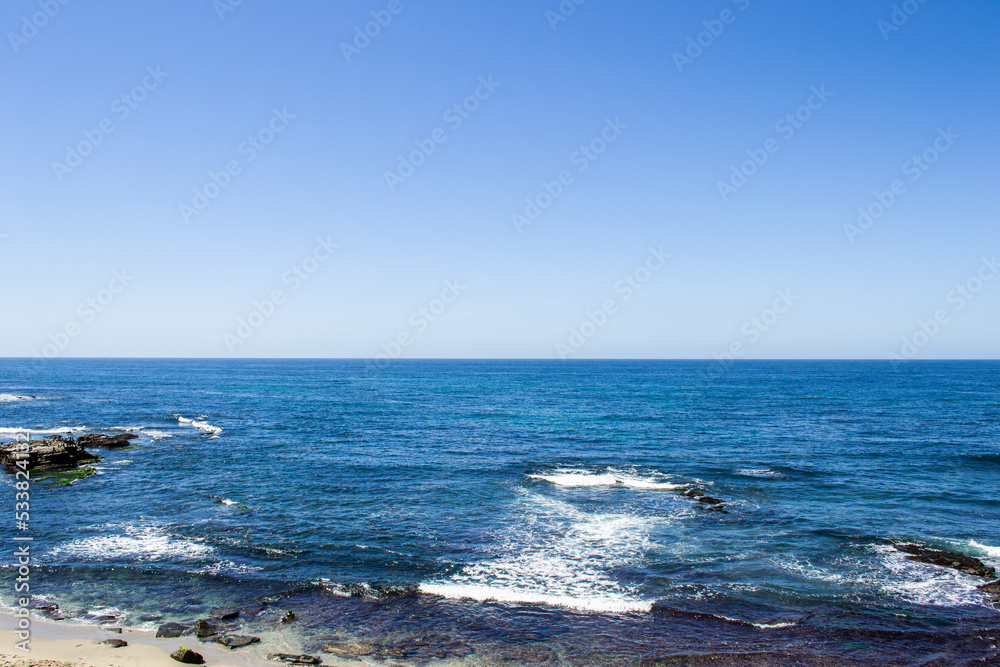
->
[0,612,352,667]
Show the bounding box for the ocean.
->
[1,359,999,665]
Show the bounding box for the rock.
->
[684,489,704,498]
[77,433,138,448]
[139,612,163,622]
[99,638,128,648]
[0,436,99,472]
[697,495,725,505]
[894,543,996,578]
[322,641,374,656]
[978,580,1000,594]
[194,618,221,638]
[266,654,322,665]
[156,622,192,638]
[218,635,261,649]
[170,647,205,664]
[209,607,239,620]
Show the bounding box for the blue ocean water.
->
[1,359,999,665]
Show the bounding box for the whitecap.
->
[192,560,263,576]
[176,416,222,437]
[49,525,213,562]
[969,540,1000,562]
[0,426,85,436]
[420,493,663,613]
[528,467,682,490]
[735,468,782,478]
[0,394,36,403]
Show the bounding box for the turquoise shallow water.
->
[1,359,999,664]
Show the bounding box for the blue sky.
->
[2,0,998,359]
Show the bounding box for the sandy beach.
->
[0,612,344,667]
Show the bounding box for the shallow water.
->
[1,359,999,664]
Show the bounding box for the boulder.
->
[99,638,128,648]
[156,622,192,638]
[194,618,221,638]
[266,654,322,665]
[894,543,996,578]
[170,647,205,664]
[697,496,725,505]
[77,433,138,448]
[0,436,99,472]
[218,635,260,649]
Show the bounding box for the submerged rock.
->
[0,436,99,472]
[218,634,260,648]
[266,654,322,665]
[156,622,192,638]
[894,543,996,578]
[322,641,374,657]
[170,646,205,664]
[99,638,128,648]
[77,433,138,448]
[209,606,239,620]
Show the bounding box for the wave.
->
[528,468,682,490]
[110,426,173,440]
[420,493,664,613]
[0,394,36,403]
[0,426,85,436]
[48,525,213,562]
[175,416,222,438]
[968,539,1000,562]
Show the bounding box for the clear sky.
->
[2,0,998,359]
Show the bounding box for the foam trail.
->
[529,468,682,490]
[176,416,222,437]
[0,426,85,436]
[0,394,36,403]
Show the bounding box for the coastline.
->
[0,612,349,667]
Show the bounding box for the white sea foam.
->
[192,560,263,576]
[735,468,782,478]
[176,416,222,438]
[528,468,682,490]
[49,525,213,562]
[420,493,662,613]
[969,540,1000,561]
[110,426,174,440]
[0,426,85,436]
[0,394,36,403]
[874,544,987,607]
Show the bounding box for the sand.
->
[0,611,346,667]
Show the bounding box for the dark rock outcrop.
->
[99,638,128,648]
[894,543,996,578]
[156,622,192,638]
[978,580,1000,594]
[217,635,260,649]
[209,607,239,620]
[0,436,99,472]
[77,433,138,448]
[170,647,205,664]
[266,654,322,665]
